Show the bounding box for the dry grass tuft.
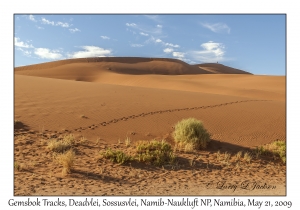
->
[243,151,253,163]
[235,151,243,160]
[54,149,75,176]
[125,137,131,147]
[223,151,231,163]
[47,134,75,153]
[79,136,88,144]
[216,150,222,161]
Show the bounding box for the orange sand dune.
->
[14,57,286,196]
[15,58,283,100]
[14,57,285,147]
[15,57,252,75]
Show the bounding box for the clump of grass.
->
[100,148,132,165]
[243,151,253,163]
[79,136,88,144]
[254,140,286,163]
[54,149,75,176]
[47,134,75,153]
[135,139,176,166]
[216,150,222,161]
[173,118,210,151]
[223,151,231,163]
[235,151,243,160]
[125,137,131,147]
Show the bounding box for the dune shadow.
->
[14,121,30,131]
[207,139,253,153]
[71,169,134,184]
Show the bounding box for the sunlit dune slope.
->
[194,63,252,74]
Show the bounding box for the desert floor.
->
[14,58,286,195]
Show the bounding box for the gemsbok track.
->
[71,99,271,133]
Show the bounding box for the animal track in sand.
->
[72,100,271,133]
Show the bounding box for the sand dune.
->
[14,57,286,196]
[15,57,252,75]
[15,57,283,100]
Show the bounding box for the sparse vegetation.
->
[223,151,231,163]
[47,134,75,153]
[173,118,210,150]
[235,151,243,160]
[254,140,286,163]
[79,136,88,144]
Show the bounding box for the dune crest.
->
[15,57,252,75]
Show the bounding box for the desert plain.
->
[14,57,286,195]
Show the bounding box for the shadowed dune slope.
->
[15,57,209,75]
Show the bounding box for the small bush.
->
[135,139,175,166]
[101,148,132,165]
[173,118,210,150]
[55,149,75,175]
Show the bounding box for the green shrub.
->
[135,140,175,166]
[100,148,132,165]
[173,118,210,150]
